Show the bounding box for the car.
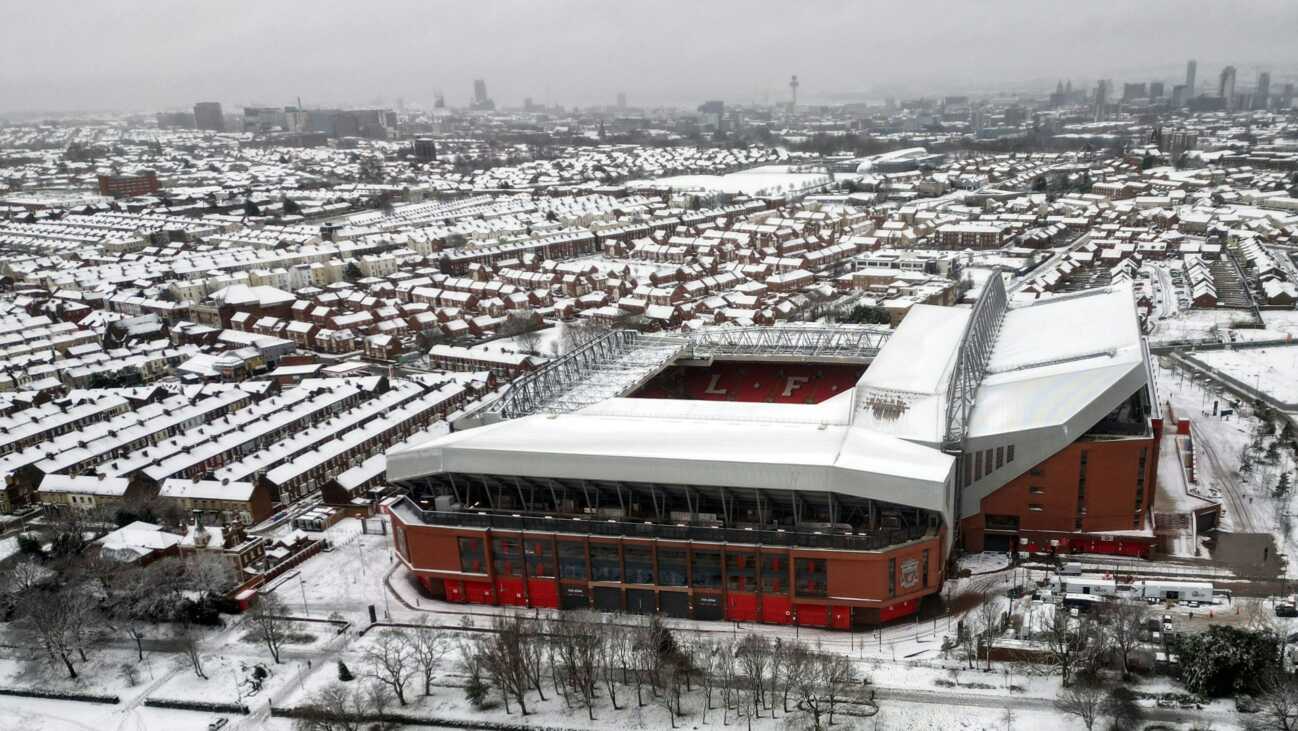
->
[208,720,229,731]
[1276,604,1298,618]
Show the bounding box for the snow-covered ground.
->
[1148,309,1258,345]
[1194,346,1298,404]
[0,535,19,562]
[1158,358,1298,576]
[3,516,1257,730]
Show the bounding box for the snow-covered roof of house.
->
[159,478,256,502]
[39,473,131,497]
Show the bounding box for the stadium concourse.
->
[384,276,1160,628]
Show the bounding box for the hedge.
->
[0,687,119,704]
[144,698,250,714]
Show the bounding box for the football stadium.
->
[385,276,1160,627]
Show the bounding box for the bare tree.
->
[1258,669,1298,731]
[363,630,417,706]
[820,649,859,728]
[597,619,623,711]
[549,613,598,719]
[293,682,370,731]
[409,619,447,696]
[767,637,787,719]
[17,587,87,679]
[791,645,857,731]
[1101,598,1147,679]
[480,613,533,715]
[248,593,295,664]
[1056,676,1106,731]
[697,637,722,722]
[654,662,680,729]
[176,618,207,679]
[735,632,771,718]
[518,616,548,702]
[717,639,738,725]
[1043,606,1103,687]
[976,585,1002,670]
[781,639,811,713]
[455,620,491,709]
[4,557,51,596]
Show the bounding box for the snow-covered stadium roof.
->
[388,282,1149,532]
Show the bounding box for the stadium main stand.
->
[633,363,865,404]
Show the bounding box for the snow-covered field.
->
[1148,309,1258,344]
[1194,346,1298,404]
[633,164,831,197]
[2,515,1257,730]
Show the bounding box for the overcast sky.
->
[2,0,1295,114]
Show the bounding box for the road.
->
[1006,232,1092,296]
[874,685,1233,726]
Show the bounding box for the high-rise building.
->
[1093,80,1109,122]
[616,92,627,110]
[413,138,438,163]
[471,79,495,110]
[156,111,195,129]
[193,101,224,132]
[1219,66,1237,110]
[1150,82,1165,99]
[1185,60,1197,96]
[1256,71,1272,110]
[1171,85,1188,108]
[1122,83,1147,101]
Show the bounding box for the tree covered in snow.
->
[1173,625,1280,697]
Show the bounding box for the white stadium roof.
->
[388,281,1150,539]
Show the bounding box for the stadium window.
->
[726,551,757,592]
[760,553,787,594]
[590,543,622,582]
[887,558,896,598]
[974,451,983,480]
[691,551,722,589]
[491,537,522,577]
[1029,485,1045,495]
[1007,444,1015,463]
[1028,504,1044,512]
[623,544,654,584]
[922,549,930,588]
[995,447,1004,469]
[964,455,974,486]
[984,449,994,473]
[794,557,827,598]
[1028,466,1044,476]
[525,539,555,578]
[656,548,688,587]
[558,541,587,580]
[459,537,486,574]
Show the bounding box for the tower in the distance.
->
[1185,59,1197,96]
[789,74,799,112]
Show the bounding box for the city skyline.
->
[2,0,1295,114]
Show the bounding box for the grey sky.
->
[2,0,1295,113]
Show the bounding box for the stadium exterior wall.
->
[960,429,1160,556]
[387,510,943,627]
